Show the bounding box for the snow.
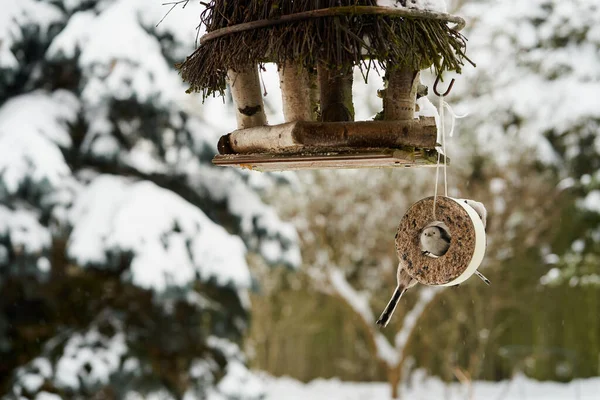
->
[579,190,600,213]
[377,0,447,13]
[55,328,127,390]
[540,267,561,285]
[0,245,9,265]
[46,1,188,108]
[186,165,301,268]
[0,91,78,197]
[0,206,51,256]
[44,0,204,111]
[19,373,44,393]
[0,0,63,71]
[328,268,441,368]
[261,374,600,400]
[67,174,252,291]
[35,393,62,400]
[544,254,560,265]
[329,269,400,365]
[416,96,439,119]
[140,0,208,61]
[455,0,600,167]
[394,287,439,360]
[329,268,375,324]
[10,322,128,396]
[217,360,264,399]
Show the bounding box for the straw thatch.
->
[177,0,474,98]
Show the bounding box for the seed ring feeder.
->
[178,2,474,171]
[395,196,486,286]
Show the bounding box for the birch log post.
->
[278,62,312,122]
[384,68,420,120]
[227,66,267,129]
[219,118,436,154]
[318,64,354,122]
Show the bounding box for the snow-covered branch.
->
[328,268,399,366]
[394,287,441,361]
[327,266,443,370]
[329,268,376,324]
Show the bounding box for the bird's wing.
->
[438,226,452,243]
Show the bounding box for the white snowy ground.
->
[261,373,600,400]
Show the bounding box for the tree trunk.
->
[388,365,402,399]
[384,68,420,121]
[317,63,354,122]
[279,62,313,122]
[227,66,268,129]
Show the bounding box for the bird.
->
[459,199,488,229]
[459,199,491,285]
[420,223,451,257]
[376,263,417,328]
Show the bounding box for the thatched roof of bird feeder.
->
[176,0,474,171]
[178,0,473,97]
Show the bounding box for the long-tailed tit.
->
[376,264,417,327]
[420,223,451,257]
[377,223,449,328]
[459,199,487,229]
[459,199,490,285]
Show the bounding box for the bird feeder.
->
[395,196,486,286]
[178,1,473,171]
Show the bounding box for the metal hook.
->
[433,75,456,97]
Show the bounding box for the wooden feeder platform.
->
[177,2,472,171]
[213,148,442,172]
[214,117,441,170]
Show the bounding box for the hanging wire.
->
[432,75,466,219]
[432,95,446,219]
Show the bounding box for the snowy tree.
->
[0,0,299,398]
[452,0,600,287]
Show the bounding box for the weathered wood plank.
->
[213,148,444,172]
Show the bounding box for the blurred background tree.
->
[0,1,298,398]
[248,0,600,396]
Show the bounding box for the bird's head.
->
[422,226,440,238]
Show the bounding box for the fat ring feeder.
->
[395,196,486,286]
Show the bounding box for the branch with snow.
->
[394,287,441,361]
[67,175,251,292]
[377,0,448,13]
[0,90,79,203]
[327,267,441,369]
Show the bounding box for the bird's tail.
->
[376,285,407,328]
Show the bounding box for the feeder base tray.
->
[212,149,443,172]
